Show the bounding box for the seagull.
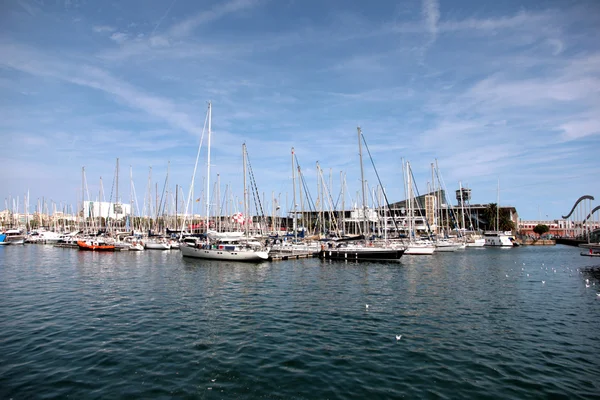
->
[596,293,600,297]
[586,284,590,288]
[505,274,509,278]
[365,304,369,310]
[586,279,589,284]
[527,274,530,277]
[542,281,546,284]
[396,335,402,341]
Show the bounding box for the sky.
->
[1,0,599,221]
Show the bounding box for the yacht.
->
[180,236,270,262]
[484,231,516,247]
[0,229,25,245]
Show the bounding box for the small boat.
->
[77,240,115,251]
[581,248,600,257]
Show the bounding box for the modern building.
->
[82,201,131,220]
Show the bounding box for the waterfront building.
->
[518,219,600,237]
[82,201,131,220]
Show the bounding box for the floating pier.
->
[268,251,317,261]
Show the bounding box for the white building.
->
[83,201,131,220]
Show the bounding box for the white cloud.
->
[93,25,116,33]
[168,0,260,38]
[110,32,129,44]
[560,119,600,141]
[422,0,440,40]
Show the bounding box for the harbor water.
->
[1,244,599,399]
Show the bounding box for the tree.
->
[484,203,498,231]
[483,203,515,232]
[533,224,550,236]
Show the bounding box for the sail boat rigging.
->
[180,102,270,262]
[318,127,404,261]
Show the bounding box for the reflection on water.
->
[0,244,599,399]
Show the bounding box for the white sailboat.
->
[484,179,516,247]
[403,160,435,255]
[180,102,270,262]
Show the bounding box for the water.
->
[1,245,599,399]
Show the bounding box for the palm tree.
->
[484,203,498,230]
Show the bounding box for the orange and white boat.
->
[77,240,115,251]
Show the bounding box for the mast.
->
[497,178,500,232]
[292,147,297,241]
[243,143,248,237]
[217,174,221,232]
[206,101,212,235]
[459,181,466,232]
[341,171,345,235]
[116,158,119,205]
[130,165,134,232]
[357,127,367,238]
[81,166,85,231]
[407,161,412,240]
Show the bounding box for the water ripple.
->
[1,245,599,398]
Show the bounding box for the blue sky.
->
[1,0,599,220]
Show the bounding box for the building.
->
[83,201,131,220]
[518,219,600,237]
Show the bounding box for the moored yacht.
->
[1,229,25,245]
[180,236,270,262]
[484,231,516,247]
[319,241,405,261]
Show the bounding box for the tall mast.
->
[206,102,212,234]
[459,181,466,232]
[130,165,134,231]
[243,143,248,237]
[291,147,297,241]
[341,171,345,235]
[357,127,367,238]
[116,158,119,204]
[497,178,500,231]
[81,166,85,230]
[217,174,221,232]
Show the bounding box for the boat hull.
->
[319,248,404,261]
[180,245,269,262]
[404,244,435,255]
[144,242,171,250]
[77,241,115,251]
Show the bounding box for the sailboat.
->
[402,160,435,255]
[484,179,516,247]
[180,102,270,262]
[319,127,404,261]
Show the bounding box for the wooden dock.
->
[268,251,317,261]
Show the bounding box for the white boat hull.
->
[144,242,171,250]
[405,244,435,255]
[180,245,269,262]
[466,239,486,247]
